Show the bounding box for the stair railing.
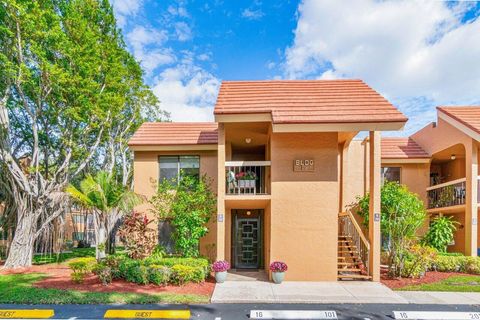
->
[338,211,370,275]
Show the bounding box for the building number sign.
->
[293,159,315,172]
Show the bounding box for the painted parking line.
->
[250,310,337,319]
[0,309,54,319]
[393,311,480,320]
[104,309,190,319]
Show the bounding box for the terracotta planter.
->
[215,271,228,283]
[272,272,285,284]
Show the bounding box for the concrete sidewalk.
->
[397,291,480,304]
[211,281,409,304]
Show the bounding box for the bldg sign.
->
[293,159,315,172]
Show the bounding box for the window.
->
[159,156,200,185]
[73,232,84,241]
[381,167,401,184]
[72,214,84,224]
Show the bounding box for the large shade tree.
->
[0,0,166,268]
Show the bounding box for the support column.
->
[368,131,381,281]
[465,139,478,256]
[216,123,226,260]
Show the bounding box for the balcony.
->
[225,161,270,195]
[427,178,466,209]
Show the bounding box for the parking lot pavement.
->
[2,303,480,320]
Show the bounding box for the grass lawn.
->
[400,275,480,292]
[0,274,209,304]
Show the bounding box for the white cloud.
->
[174,22,193,41]
[241,8,264,20]
[198,53,211,61]
[126,26,175,74]
[167,4,190,18]
[111,0,143,28]
[284,0,480,134]
[151,61,220,122]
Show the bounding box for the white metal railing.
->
[338,211,370,276]
[225,161,270,195]
[427,177,466,209]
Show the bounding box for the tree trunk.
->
[3,212,36,268]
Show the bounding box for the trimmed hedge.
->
[93,255,208,286]
[431,254,480,274]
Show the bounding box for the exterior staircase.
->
[337,235,371,280]
[337,212,371,280]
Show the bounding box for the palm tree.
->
[66,171,143,259]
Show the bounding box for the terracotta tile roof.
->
[214,80,407,124]
[381,137,430,159]
[128,122,218,146]
[438,106,480,135]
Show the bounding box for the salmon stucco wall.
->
[133,150,218,259]
[269,132,339,281]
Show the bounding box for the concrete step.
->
[338,268,362,272]
[337,274,372,280]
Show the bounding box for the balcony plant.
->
[212,260,230,283]
[270,261,288,284]
[235,171,257,188]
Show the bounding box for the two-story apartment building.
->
[379,107,480,257]
[129,79,409,282]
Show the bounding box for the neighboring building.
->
[382,107,480,256]
[129,79,408,282]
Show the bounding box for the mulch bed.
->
[381,270,473,289]
[0,263,215,296]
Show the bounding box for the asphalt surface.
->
[2,303,480,320]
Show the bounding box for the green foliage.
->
[145,257,210,276]
[92,263,113,285]
[0,273,209,304]
[401,245,437,278]
[171,265,205,285]
[127,265,150,285]
[432,255,463,272]
[68,257,96,283]
[422,216,459,252]
[148,265,172,285]
[150,174,216,257]
[356,181,426,277]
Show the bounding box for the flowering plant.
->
[235,171,257,180]
[269,261,288,272]
[212,260,230,272]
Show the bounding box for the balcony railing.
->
[427,177,466,209]
[225,161,270,195]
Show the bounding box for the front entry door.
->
[233,210,262,269]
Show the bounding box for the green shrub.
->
[171,264,205,285]
[462,257,480,274]
[126,265,150,285]
[118,258,141,279]
[147,257,209,276]
[402,245,437,278]
[68,257,96,283]
[104,255,127,279]
[148,265,171,285]
[422,216,459,252]
[432,255,464,272]
[92,263,113,285]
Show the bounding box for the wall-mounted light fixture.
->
[245,138,252,144]
[246,210,251,216]
[451,154,456,160]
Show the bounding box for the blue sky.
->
[112,0,480,136]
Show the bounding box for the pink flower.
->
[212,260,230,272]
[269,261,288,272]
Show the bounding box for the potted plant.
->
[212,260,230,283]
[270,261,288,284]
[236,171,257,188]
